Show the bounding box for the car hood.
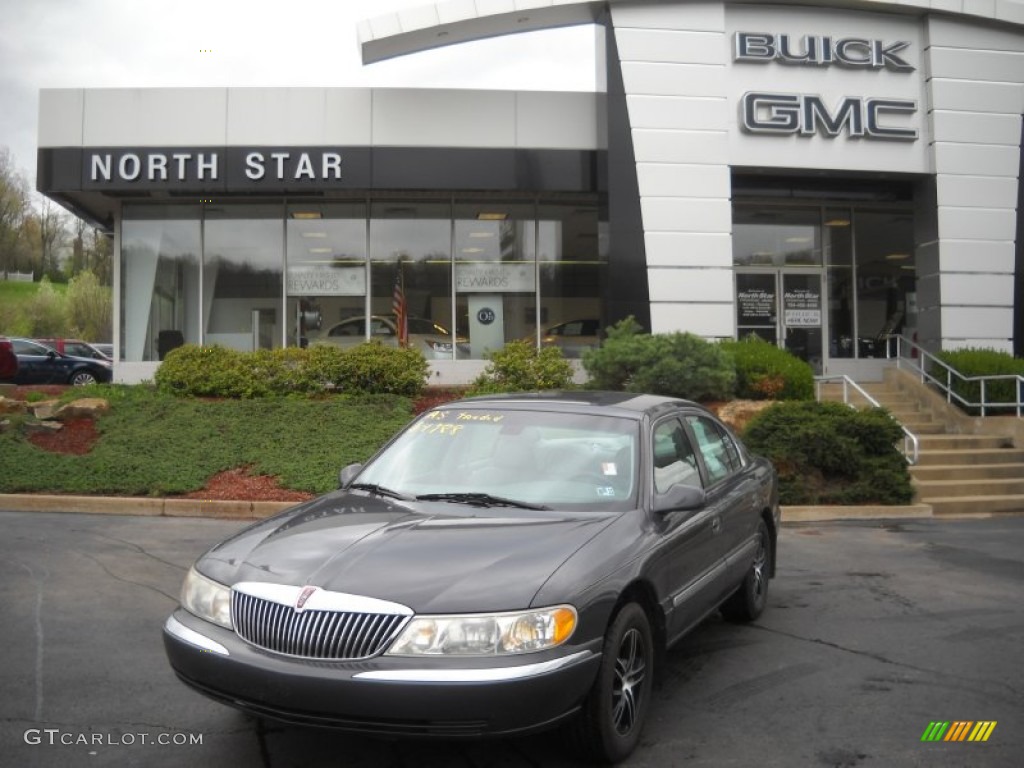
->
[199,491,617,613]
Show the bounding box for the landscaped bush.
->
[467,340,575,395]
[154,342,429,398]
[933,347,1024,413]
[743,400,913,505]
[331,342,429,397]
[155,344,251,397]
[720,335,814,400]
[582,317,736,401]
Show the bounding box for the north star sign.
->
[734,32,918,141]
[80,147,363,191]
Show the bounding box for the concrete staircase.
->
[820,375,1024,517]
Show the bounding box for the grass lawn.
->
[0,385,415,497]
[0,279,68,337]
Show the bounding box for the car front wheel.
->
[69,370,98,386]
[721,519,771,622]
[571,602,653,764]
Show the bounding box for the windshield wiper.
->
[348,483,413,501]
[415,492,550,511]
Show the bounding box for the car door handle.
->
[711,516,722,534]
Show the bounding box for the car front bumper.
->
[163,609,601,737]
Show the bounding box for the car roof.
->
[433,390,707,421]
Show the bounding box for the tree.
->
[36,198,70,281]
[0,147,32,276]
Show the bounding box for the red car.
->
[0,336,18,380]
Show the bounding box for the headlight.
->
[180,567,233,629]
[386,605,576,656]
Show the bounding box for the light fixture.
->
[825,218,851,227]
[461,247,485,254]
[468,231,494,238]
[292,211,322,220]
[308,247,332,254]
[886,253,911,260]
[476,212,508,221]
[785,237,812,244]
[301,232,327,239]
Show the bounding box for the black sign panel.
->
[737,275,777,325]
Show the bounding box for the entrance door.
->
[736,271,824,374]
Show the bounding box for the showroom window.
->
[121,204,201,362]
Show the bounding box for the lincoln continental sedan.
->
[163,391,779,763]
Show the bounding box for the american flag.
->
[391,268,408,347]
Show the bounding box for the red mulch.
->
[412,388,467,414]
[182,467,315,503]
[26,417,99,455]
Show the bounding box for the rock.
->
[23,420,63,435]
[0,418,10,433]
[31,400,61,420]
[716,400,776,434]
[54,398,110,421]
[0,396,27,415]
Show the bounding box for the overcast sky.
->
[0,0,596,191]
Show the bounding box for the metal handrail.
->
[815,375,920,465]
[884,335,1024,418]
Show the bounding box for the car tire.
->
[571,602,653,764]
[69,370,98,386]
[720,519,771,623]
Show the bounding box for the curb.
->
[0,493,937,523]
[0,494,295,520]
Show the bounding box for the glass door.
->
[736,271,824,374]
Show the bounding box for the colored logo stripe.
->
[921,721,996,742]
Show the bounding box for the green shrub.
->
[332,342,429,397]
[933,348,1024,413]
[720,335,814,400]
[154,344,249,397]
[743,401,913,505]
[24,277,67,336]
[468,340,575,395]
[582,317,736,401]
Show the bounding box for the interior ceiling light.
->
[308,247,333,254]
[886,252,911,260]
[476,212,508,221]
[785,237,812,244]
[461,247,485,254]
[468,231,494,238]
[292,211,322,220]
[825,218,851,227]
[301,232,327,238]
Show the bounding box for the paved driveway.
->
[1,511,1021,767]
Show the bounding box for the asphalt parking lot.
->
[1,510,1021,768]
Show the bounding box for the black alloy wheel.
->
[572,602,653,764]
[721,519,771,622]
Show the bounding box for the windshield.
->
[355,406,640,512]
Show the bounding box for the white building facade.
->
[37,0,1024,383]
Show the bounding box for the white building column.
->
[610,1,734,339]
[924,17,1023,353]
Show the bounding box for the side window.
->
[652,419,702,494]
[686,416,742,485]
[329,320,362,337]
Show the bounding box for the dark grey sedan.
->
[163,392,779,764]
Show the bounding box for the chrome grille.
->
[231,590,409,660]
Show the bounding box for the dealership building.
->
[37,0,1024,384]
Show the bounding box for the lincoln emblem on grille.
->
[294,585,317,613]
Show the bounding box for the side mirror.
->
[653,484,706,515]
[338,463,363,489]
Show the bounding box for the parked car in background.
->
[33,337,112,361]
[0,336,18,380]
[91,342,114,360]
[527,318,601,358]
[8,338,112,385]
[312,315,469,359]
[164,391,779,763]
